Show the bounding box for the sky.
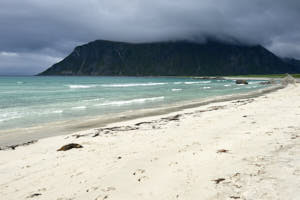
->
[0,0,300,75]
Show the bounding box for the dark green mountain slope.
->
[39,40,300,76]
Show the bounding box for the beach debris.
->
[161,114,181,121]
[217,149,229,153]
[133,169,145,176]
[104,126,138,132]
[57,143,83,151]
[73,134,88,138]
[230,196,240,199]
[213,178,226,184]
[93,132,100,137]
[26,193,42,198]
[117,156,122,159]
[137,176,148,182]
[0,140,38,151]
[291,135,299,139]
[235,80,248,85]
[135,121,153,126]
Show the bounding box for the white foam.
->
[184,81,211,85]
[200,81,212,84]
[173,82,182,85]
[82,98,103,102]
[246,86,258,89]
[171,88,182,91]
[249,81,263,85]
[184,81,199,85]
[203,86,211,89]
[101,83,167,87]
[0,112,22,122]
[224,84,231,87]
[52,110,63,114]
[96,96,164,106]
[68,84,97,89]
[71,106,86,110]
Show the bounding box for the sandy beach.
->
[0,83,299,200]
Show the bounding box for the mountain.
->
[39,40,300,76]
[283,58,300,68]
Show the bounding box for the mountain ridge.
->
[39,40,300,76]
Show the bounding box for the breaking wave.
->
[95,96,165,106]
[100,83,168,87]
[68,85,97,89]
[172,88,182,91]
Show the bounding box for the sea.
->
[0,76,267,132]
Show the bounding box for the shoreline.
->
[0,83,299,199]
[0,83,283,147]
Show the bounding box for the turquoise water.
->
[0,76,266,130]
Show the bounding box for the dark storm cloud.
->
[0,0,300,75]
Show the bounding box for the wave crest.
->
[95,96,165,106]
[101,82,168,87]
[68,85,97,89]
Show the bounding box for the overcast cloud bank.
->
[0,0,299,75]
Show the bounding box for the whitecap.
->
[95,96,164,106]
[249,81,263,85]
[82,98,104,102]
[171,88,182,91]
[224,84,231,87]
[203,86,211,89]
[0,112,22,122]
[52,110,63,114]
[100,82,167,87]
[173,82,182,85]
[184,81,200,85]
[184,81,211,84]
[68,84,97,89]
[71,106,86,110]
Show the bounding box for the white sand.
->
[0,84,299,200]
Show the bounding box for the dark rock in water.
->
[259,81,272,85]
[259,79,276,85]
[57,143,83,151]
[235,80,248,84]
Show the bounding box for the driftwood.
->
[217,149,229,153]
[57,143,83,151]
[26,193,42,198]
[213,178,226,184]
